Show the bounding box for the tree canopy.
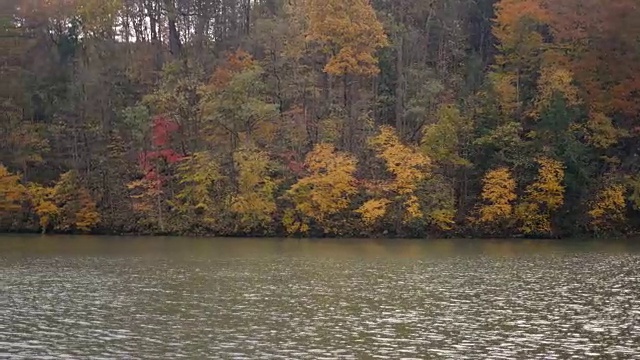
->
[1,0,639,237]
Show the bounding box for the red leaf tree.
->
[138,116,184,187]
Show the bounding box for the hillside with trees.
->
[1,0,639,237]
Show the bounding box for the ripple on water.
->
[1,240,639,359]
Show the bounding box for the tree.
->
[548,0,640,120]
[199,50,278,151]
[230,148,278,233]
[303,0,388,150]
[531,66,580,118]
[492,0,550,113]
[3,0,640,238]
[356,198,392,227]
[170,151,225,232]
[51,170,100,233]
[284,143,358,235]
[422,104,474,218]
[27,183,58,234]
[477,167,517,233]
[128,116,183,232]
[0,165,26,222]
[305,0,388,77]
[587,184,627,234]
[517,157,565,236]
[361,126,453,233]
[422,104,473,168]
[25,170,99,233]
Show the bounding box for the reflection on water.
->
[1,236,639,359]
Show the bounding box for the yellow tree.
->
[26,171,98,234]
[170,152,225,230]
[284,143,358,235]
[305,0,388,77]
[304,0,388,148]
[52,171,100,233]
[369,127,429,198]
[477,168,518,233]
[0,164,26,220]
[517,157,565,236]
[356,198,392,227]
[27,183,58,234]
[361,126,453,231]
[587,184,627,234]
[493,0,549,65]
[230,148,278,233]
[492,0,550,115]
[74,189,100,232]
[530,66,580,117]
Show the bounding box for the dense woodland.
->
[1,0,639,238]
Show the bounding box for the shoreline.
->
[1,230,636,241]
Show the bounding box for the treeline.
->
[1,0,639,237]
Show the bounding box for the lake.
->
[1,235,639,359]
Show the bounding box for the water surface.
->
[1,236,639,359]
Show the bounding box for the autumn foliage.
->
[284,143,358,235]
[477,168,518,233]
[0,164,99,233]
[2,0,640,238]
[209,50,256,89]
[365,126,431,224]
[517,158,566,236]
[304,0,388,76]
[0,165,25,222]
[230,148,277,233]
[588,184,627,234]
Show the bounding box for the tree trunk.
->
[244,0,251,35]
[148,0,158,41]
[164,0,182,57]
[395,34,405,135]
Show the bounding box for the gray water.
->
[1,236,639,359]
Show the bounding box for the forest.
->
[0,0,639,238]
